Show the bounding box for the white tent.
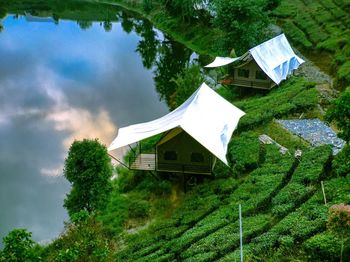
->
[205,34,304,85]
[108,83,245,165]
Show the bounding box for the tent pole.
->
[108,153,129,169]
[239,204,243,262]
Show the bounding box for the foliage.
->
[272,0,350,87]
[332,145,350,177]
[160,0,208,22]
[212,0,270,54]
[97,189,129,235]
[171,63,204,107]
[328,204,350,261]
[128,199,150,219]
[63,139,113,217]
[303,232,342,262]
[43,215,113,261]
[0,229,41,262]
[325,87,350,143]
[271,145,332,217]
[227,131,260,174]
[235,78,318,130]
[142,0,153,13]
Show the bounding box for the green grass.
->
[234,77,319,130]
[274,0,350,88]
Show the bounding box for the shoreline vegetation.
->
[89,0,223,57]
[1,0,349,261]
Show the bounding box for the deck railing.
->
[128,152,212,175]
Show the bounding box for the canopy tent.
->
[108,83,245,165]
[205,34,304,85]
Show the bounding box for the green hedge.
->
[235,78,318,130]
[271,145,332,217]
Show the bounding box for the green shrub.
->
[128,199,150,219]
[0,229,41,262]
[272,145,332,217]
[181,214,271,259]
[227,132,260,173]
[43,215,112,261]
[282,20,312,48]
[303,232,341,262]
[97,190,129,235]
[332,145,350,177]
[236,78,318,130]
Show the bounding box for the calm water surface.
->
[0,8,188,243]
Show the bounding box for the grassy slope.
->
[92,1,349,261]
[273,0,350,88]
[31,0,348,260]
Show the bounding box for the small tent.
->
[205,34,304,89]
[108,83,245,174]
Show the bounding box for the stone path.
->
[277,119,345,154]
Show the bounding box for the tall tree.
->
[213,0,270,54]
[63,139,113,217]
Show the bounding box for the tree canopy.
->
[325,87,350,143]
[63,139,113,217]
[213,0,270,54]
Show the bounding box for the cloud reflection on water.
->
[0,16,167,243]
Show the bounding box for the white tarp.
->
[108,83,245,165]
[204,56,241,68]
[204,34,304,84]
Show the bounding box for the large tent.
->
[205,34,304,85]
[108,83,245,165]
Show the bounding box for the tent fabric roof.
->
[108,83,245,165]
[205,34,304,84]
[204,56,241,68]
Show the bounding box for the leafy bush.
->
[0,229,41,262]
[325,87,350,143]
[128,199,150,219]
[181,214,271,260]
[227,132,260,173]
[43,215,112,261]
[97,190,129,235]
[236,78,318,130]
[171,63,204,107]
[272,145,332,217]
[303,232,341,262]
[327,204,350,261]
[332,145,350,177]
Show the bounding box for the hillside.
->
[273,0,350,88]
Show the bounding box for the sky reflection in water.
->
[0,16,168,243]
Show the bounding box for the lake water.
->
[0,2,193,244]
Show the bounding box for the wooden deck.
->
[129,154,156,171]
[220,78,275,90]
[129,153,212,174]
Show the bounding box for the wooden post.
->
[239,204,243,262]
[321,181,327,205]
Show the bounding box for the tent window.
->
[255,70,268,80]
[237,68,250,78]
[191,152,204,163]
[164,151,177,161]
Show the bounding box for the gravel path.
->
[277,119,345,154]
